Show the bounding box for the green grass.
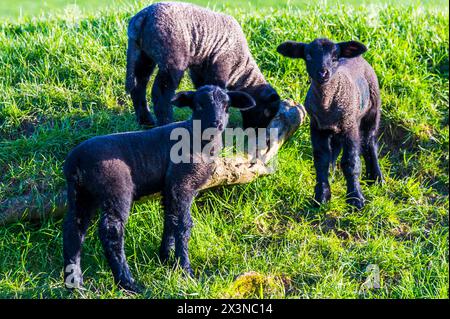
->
[1,0,448,20]
[0,0,448,298]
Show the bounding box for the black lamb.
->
[126,1,280,128]
[63,85,255,292]
[277,38,383,209]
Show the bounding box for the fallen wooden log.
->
[0,100,306,225]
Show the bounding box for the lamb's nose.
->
[318,69,329,79]
[211,121,223,130]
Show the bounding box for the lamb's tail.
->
[63,152,86,211]
[125,13,147,94]
[63,143,90,191]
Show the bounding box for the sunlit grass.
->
[0,1,448,298]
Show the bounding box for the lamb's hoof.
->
[366,174,385,186]
[172,262,194,278]
[313,185,331,207]
[139,120,156,129]
[118,280,143,294]
[140,123,156,129]
[159,239,175,264]
[313,195,330,207]
[346,194,365,210]
[138,113,156,128]
[183,266,195,278]
[159,251,171,264]
[375,175,385,185]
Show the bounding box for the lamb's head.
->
[240,84,281,129]
[172,85,255,131]
[277,38,367,84]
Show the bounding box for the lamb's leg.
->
[98,195,138,292]
[341,130,365,209]
[361,133,383,184]
[330,135,342,171]
[152,68,185,126]
[189,67,206,89]
[311,125,332,205]
[174,205,194,277]
[128,51,156,127]
[360,109,384,184]
[63,184,96,289]
[161,184,195,276]
[159,216,175,264]
[208,62,231,88]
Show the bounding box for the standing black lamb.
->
[126,2,280,128]
[63,85,255,292]
[277,38,383,209]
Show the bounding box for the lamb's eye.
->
[306,54,312,61]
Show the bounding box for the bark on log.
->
[0,101,306,225]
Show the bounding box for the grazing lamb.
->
[63,85,255,292]
[277,38,383,209]
[126,1,280,128]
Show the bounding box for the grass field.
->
[0,0,448,298]
[1,0,448,20]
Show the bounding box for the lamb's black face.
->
[191,86,230,130]
[172,85,256,130]
[304,39,340,84]
[277,38,368,85]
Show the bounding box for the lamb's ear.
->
[260,86,280,103]
[227,91,256,110]
[337,41,367,58]
[172,91,195,108]
[277,41,306,59]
